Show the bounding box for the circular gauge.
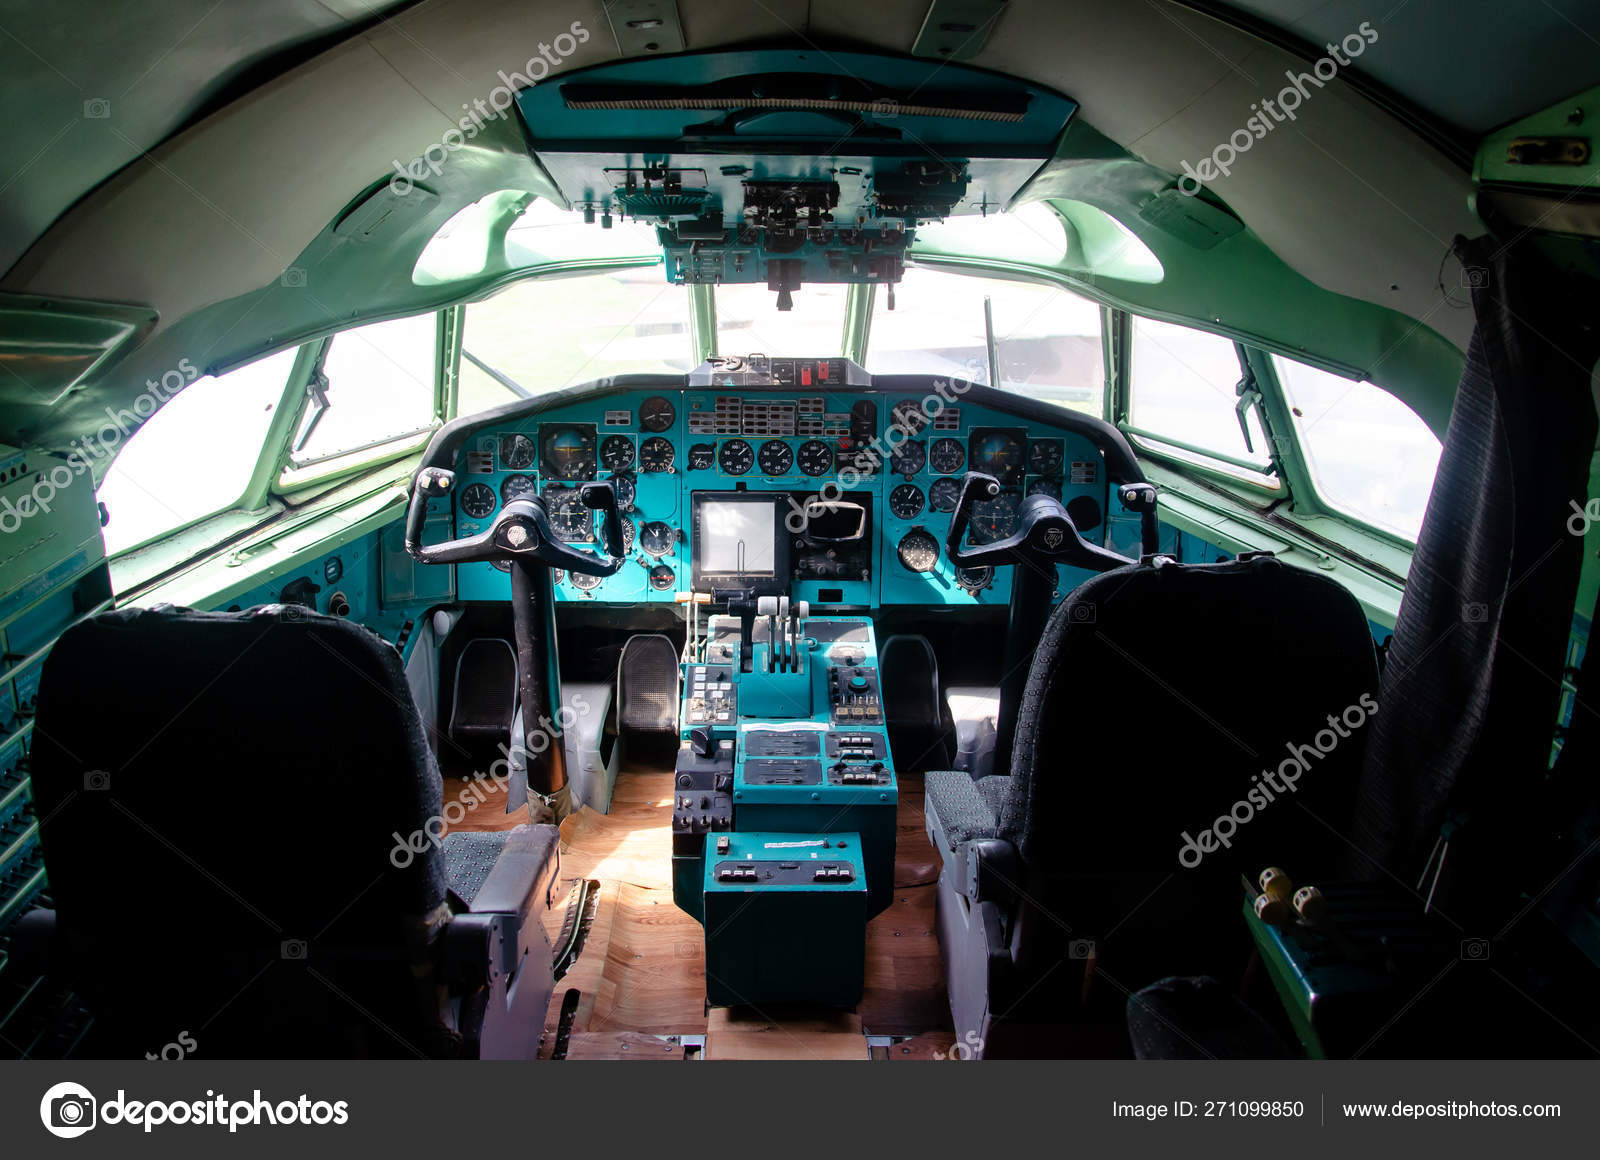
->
[609,472,637,511]
[542,486,593,541]
[889,439,926,477]
[499,433,536,469]
[500,473,536,506]
[1027,478,1062,501]
[570,571,604,591]
[955,565,994,593]
[888,483,925,520]
[890,398,931,437]
[757,439,793,476]
[1028,438,1065,477]
[929,477,962,513]
[541,427,596,480]
[640,520,676,557]
[929,437,966,474]
[639,396,676,433]
[600,435,635,472]
[648,564,675,590]
[323,556,343,585]
[796,439,834,477]
[718,439,754,475]
[618,517,637,554]
[553,569,565,585]
[459,483,496,519]
[969,490,1022,545]
[638,436,676,473]
[687,442,716,471]
[897,529,941,573]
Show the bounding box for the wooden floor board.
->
[447,764,950,1058]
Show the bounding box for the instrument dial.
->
[638,436,676,473]
[888,483,925,520]
[499,433,536,469]
[600,435,636,472]
[757,440,793,476]
[619,518,637,554]
[796,439,834,477]
[929,437,966,474]
[1027,438,1065,477]
[570,571,604,591]
[889,439,926,477]
[929,477,962,513]
[955,565,994,593]
[969,490,1022,545]
[609,472,637,511]
[542,485,593,542]
[897,529,940,574]
[459,483,496,519]
[718,439,754,475]
[640,520,676,557]
[500,473,536,506]
[648,564,675,590]
[639,396,676,433]
[1027,478,1062,501]
[889,398,932,437]
[687,442,716,471]
[540,424,597,481]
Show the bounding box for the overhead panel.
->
[514,49,1075,309]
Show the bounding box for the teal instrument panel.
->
[448,369,1122,606]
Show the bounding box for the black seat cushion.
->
[31,604,451,1057]
[1004,555,1379,876]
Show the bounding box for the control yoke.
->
[945,472,1135,778]
[403,467,626,808]
[404,466,626,575]
[945,471,1132,574]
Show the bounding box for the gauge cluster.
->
[450,381,1109,608]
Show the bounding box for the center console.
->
[669,497,900,1008]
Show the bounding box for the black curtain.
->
[1349,235,1600,907]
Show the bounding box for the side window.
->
[290,313,438,466]
[1273,355,1440,541]
[864,267,1104,414]
[457,267,692,417]
[1127,316,1273,479]
[98,348,298,554]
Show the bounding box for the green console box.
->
[702,831,867,1009]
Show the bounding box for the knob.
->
[849,674,869,690]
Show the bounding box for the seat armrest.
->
[961,837,1020,906]
[924,768,1001,855]
[465,825,560,917]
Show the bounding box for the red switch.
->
[800,367,812,386]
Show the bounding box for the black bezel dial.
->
[639,396,676,433]
[600,434,636,472]
[929,437,966,474]
[888,483,925,520]
[499,433,536,470]
[929,477,962,513]
[796,439,834,477]
[889,439,926,477]
[638,436,676,473]
[639,520,676,557]
[757,439,793,476]
[718,438,754,475]
[459,483,496,519]
[500,473,536,506]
